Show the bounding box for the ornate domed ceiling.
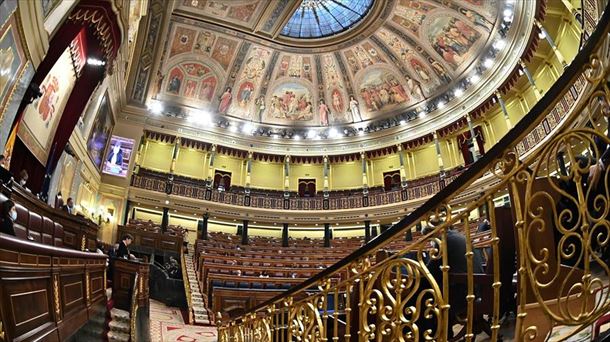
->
[129,0,536,154]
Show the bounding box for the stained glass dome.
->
[280,0,374,39]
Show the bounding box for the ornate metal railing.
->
[217,3,610,341]
[131,167,464,210]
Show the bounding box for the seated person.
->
[62,197,75,215]
[116,234,136,260]
[0,200,16,236]
[17,169,28,187]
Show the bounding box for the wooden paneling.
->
[117,225,183,254]
[111,259,149,311]
[0,234,107,341]
[8,183,99,251]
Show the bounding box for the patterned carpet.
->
[150,300,217,342]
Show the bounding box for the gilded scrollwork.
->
[359,257,444,341]
[520,128,610,329]
[289,300,324,342]
[53,274,61,318]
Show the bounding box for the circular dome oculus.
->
[280,0,374,39]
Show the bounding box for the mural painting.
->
[211,37,239,70]
[266,82,314,123]
[199,76,217,102]
[166,67,184,95]
[169,26,197,58]
[0,23,21,112]
[343,42,386,76]
[276,55,313,81]
[376,28,442,95]
[163,62,218,104]
[428,16,481,69]
[86,92,115,170]
[227,46,271,119]
[182,0,263,26]
[392,0,436,34]
[358,69,409,114]
[194,30,216,54]
[18,47,76,164]
[321,54,343,91]
[41,0,62,18]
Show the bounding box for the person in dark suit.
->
[62,197,75,215]
[116,234,134,259]
[0,200,16,236]
[477,218,491,233]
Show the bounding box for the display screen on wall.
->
[86,92,114,169]
[102,135,134,178]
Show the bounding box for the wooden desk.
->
[111,258,150,311]
[0,233,107,341]
[117,225,183,254]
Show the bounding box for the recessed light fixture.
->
[399,119,406,125]
[483,58,494,69]
[328,128,339,138]
[437,101,446,109]
[293,135,301,140]
[307,130,317,139]
[454,88,464,97]
[147,101,163,115]
[242,122,255,134]
[87,58,105,66]
[493,39,506,50]
[165,200,170,205]
[418,112,425,119]
[470,74,480,84]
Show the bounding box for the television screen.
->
[102,136,135,178]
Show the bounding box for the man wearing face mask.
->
[62,197,75,215]
[0,200,17,236]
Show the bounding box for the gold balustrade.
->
[217,3,610,341]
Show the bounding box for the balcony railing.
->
[216,2,610,341]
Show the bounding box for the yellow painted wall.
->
[175,148,207,179]
[249,227,282,238]
[330,161,362,189]
[411,145,438,177]
[289,163,324,191]
[208,221,238,234]
[250,161,283,189]
[141,141,173,172]
[370,155,400,186]
[214,154,245,186]
[133,207,162,223]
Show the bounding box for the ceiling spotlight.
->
[87,58,105,66]
[164,200,170,205]
[293,134,301,140]
[454,88,464,97]
[307,129,317,139]
[229,124,238,133]
[483,58,494,69]
[538,30,546,39]
[437,101,446,109]
[469,74,480,84]
[147,101,163,115]
[418,111,426,119]
[328,128,339,138]
[493,39,506,50]
[272,134,279,139]
[399,119,406,125]
[503,8,513,17]
[242,122,255,134]
[358,130,365,136]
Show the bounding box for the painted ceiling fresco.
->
[154,0,501,128]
